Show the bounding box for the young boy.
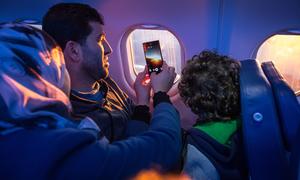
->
[179,50,247,180]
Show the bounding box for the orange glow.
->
[38,46,67,89]
[39,46,64,68]
[51,46,64,68]
[3,74,52,106]
[257,34,300,92]
[50,46,65,83]
[39,50,51,66]
[132,170,191,180]
[2,74,71,109]
[142,74,151,85]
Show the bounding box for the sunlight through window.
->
[256,33,300,92]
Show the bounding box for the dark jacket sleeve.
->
[131,92,171,124]
[54,103,182,180]
[105,76,151,124]
[131,105,151,124]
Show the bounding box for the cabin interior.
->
[1,0,300,179]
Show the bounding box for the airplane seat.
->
[297,92,300,104]
[261,61,300,151]
[239,59,289,179]
[290,126,300,180]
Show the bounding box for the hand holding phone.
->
[150,62,176,93]
[143,40,163,74]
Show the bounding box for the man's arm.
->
[54,62,179,179]
[53,101,181,180]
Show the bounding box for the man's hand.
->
[150,62,176,93]
[134,66,151,106]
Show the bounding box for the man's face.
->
[80,21,112,81]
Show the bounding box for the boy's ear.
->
[64,41,82,63]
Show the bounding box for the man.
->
[42,3,175,142]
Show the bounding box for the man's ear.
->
[64,41,82,63]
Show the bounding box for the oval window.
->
[256,31,300,93]
[122,25,184,84]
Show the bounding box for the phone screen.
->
[143,40,163,74]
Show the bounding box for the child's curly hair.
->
[178,50,241,123]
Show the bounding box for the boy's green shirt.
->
[194,119,237,145]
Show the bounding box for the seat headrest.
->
[240,59,288,179]
[261,61,300,150]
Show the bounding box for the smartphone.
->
[142,40,163,74]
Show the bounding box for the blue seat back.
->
[290,126,300,180]
[261,61,300,151]
[240,59,289,180]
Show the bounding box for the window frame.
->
[120,24,185,96]
[252,28,300,94]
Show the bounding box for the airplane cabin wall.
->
[218,0,300,60]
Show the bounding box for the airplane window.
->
[256,33,300,93]
[124,27,183,83]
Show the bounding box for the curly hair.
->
[178,50,241,123]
